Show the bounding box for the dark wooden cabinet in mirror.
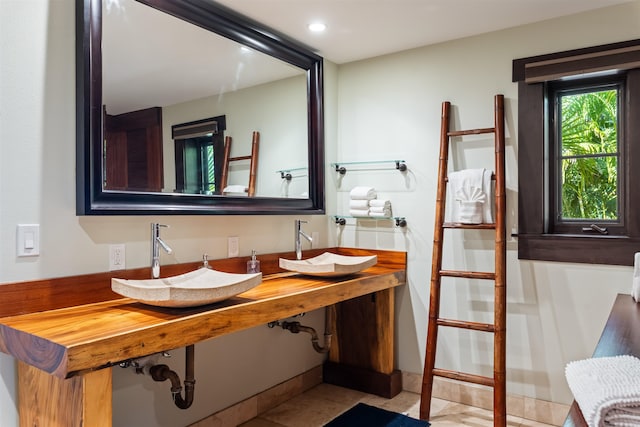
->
[76,0,325,215]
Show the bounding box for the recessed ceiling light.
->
[308,22,327,33]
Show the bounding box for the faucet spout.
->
[156,237,173,254]
[295,219,313,260]
[151,223,172,279]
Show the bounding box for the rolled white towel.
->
[349,199,370,210]
[369,211,391,218]
[349,209,370,217]
[223,184,248,194]
[565,355,640,427]
[350,186,377,200]
[369,205,391,213]
[369,199,391,208]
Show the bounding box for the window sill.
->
[517,234,638,266]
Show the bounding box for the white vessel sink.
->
[111,268,262,308]
[279,252,377,277]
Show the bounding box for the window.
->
[513,39,640,265]
[549,77,623,235]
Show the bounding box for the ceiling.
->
[214,0,633,64]
[103,0,633,115]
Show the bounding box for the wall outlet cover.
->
[228,236,239,258]
[109,244,126,270]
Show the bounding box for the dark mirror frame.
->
[76,0,325,215]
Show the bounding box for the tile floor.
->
[239,383,558,427]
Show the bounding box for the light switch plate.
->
[17,224,40,257]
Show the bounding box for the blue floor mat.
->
[324,403,430,427]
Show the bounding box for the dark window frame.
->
[548,76,625,235]
[514,40,640,266]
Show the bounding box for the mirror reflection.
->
[102,0,310,199]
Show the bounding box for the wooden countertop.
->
[563,293,640,426]
[0,248,406,379]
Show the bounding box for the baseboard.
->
[189,368,570,427]
[402,371,570,426]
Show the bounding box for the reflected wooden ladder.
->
[420,94,506,426]
[221,131,260,196]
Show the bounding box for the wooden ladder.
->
[220,131,260,197]
[419,94,506,426]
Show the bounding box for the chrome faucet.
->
[295,219,313,260]
[151,223,172,279]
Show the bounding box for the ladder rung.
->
[436,318,496,332]
[448,127,495,137]
[229,155,252,161]
[439,270,495,280]
[443,222,496,230]
[432,368,495,387]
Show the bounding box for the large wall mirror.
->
[76,0,325,215]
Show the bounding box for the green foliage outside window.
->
[205,145,215,193]
[559,89,618,220]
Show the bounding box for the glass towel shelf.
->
[276,167,308,180]
[333,215,407,227]
[331,160,407,175]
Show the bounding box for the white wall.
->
[2,0,640,426]
[162,74,308,198]
[334,0,640,405]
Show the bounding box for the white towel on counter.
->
[349,199,370,210]
[446,168,494,224]
[632,252,640,302]
[349,209,370,217]
[350,186,377,200]
[369,211,391,218]
[565,355,640,427]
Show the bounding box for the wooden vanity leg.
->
[18,362,112,427]
[324,288,402,398]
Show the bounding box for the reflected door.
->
[104,106,163,191]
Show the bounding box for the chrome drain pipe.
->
[272,306,334,354]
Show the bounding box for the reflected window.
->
[173,116,225,194]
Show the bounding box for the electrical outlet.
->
[311,231,320,248]
[228,236,239,258]
[109,244,126,270]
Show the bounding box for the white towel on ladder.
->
[446,168,494,224]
